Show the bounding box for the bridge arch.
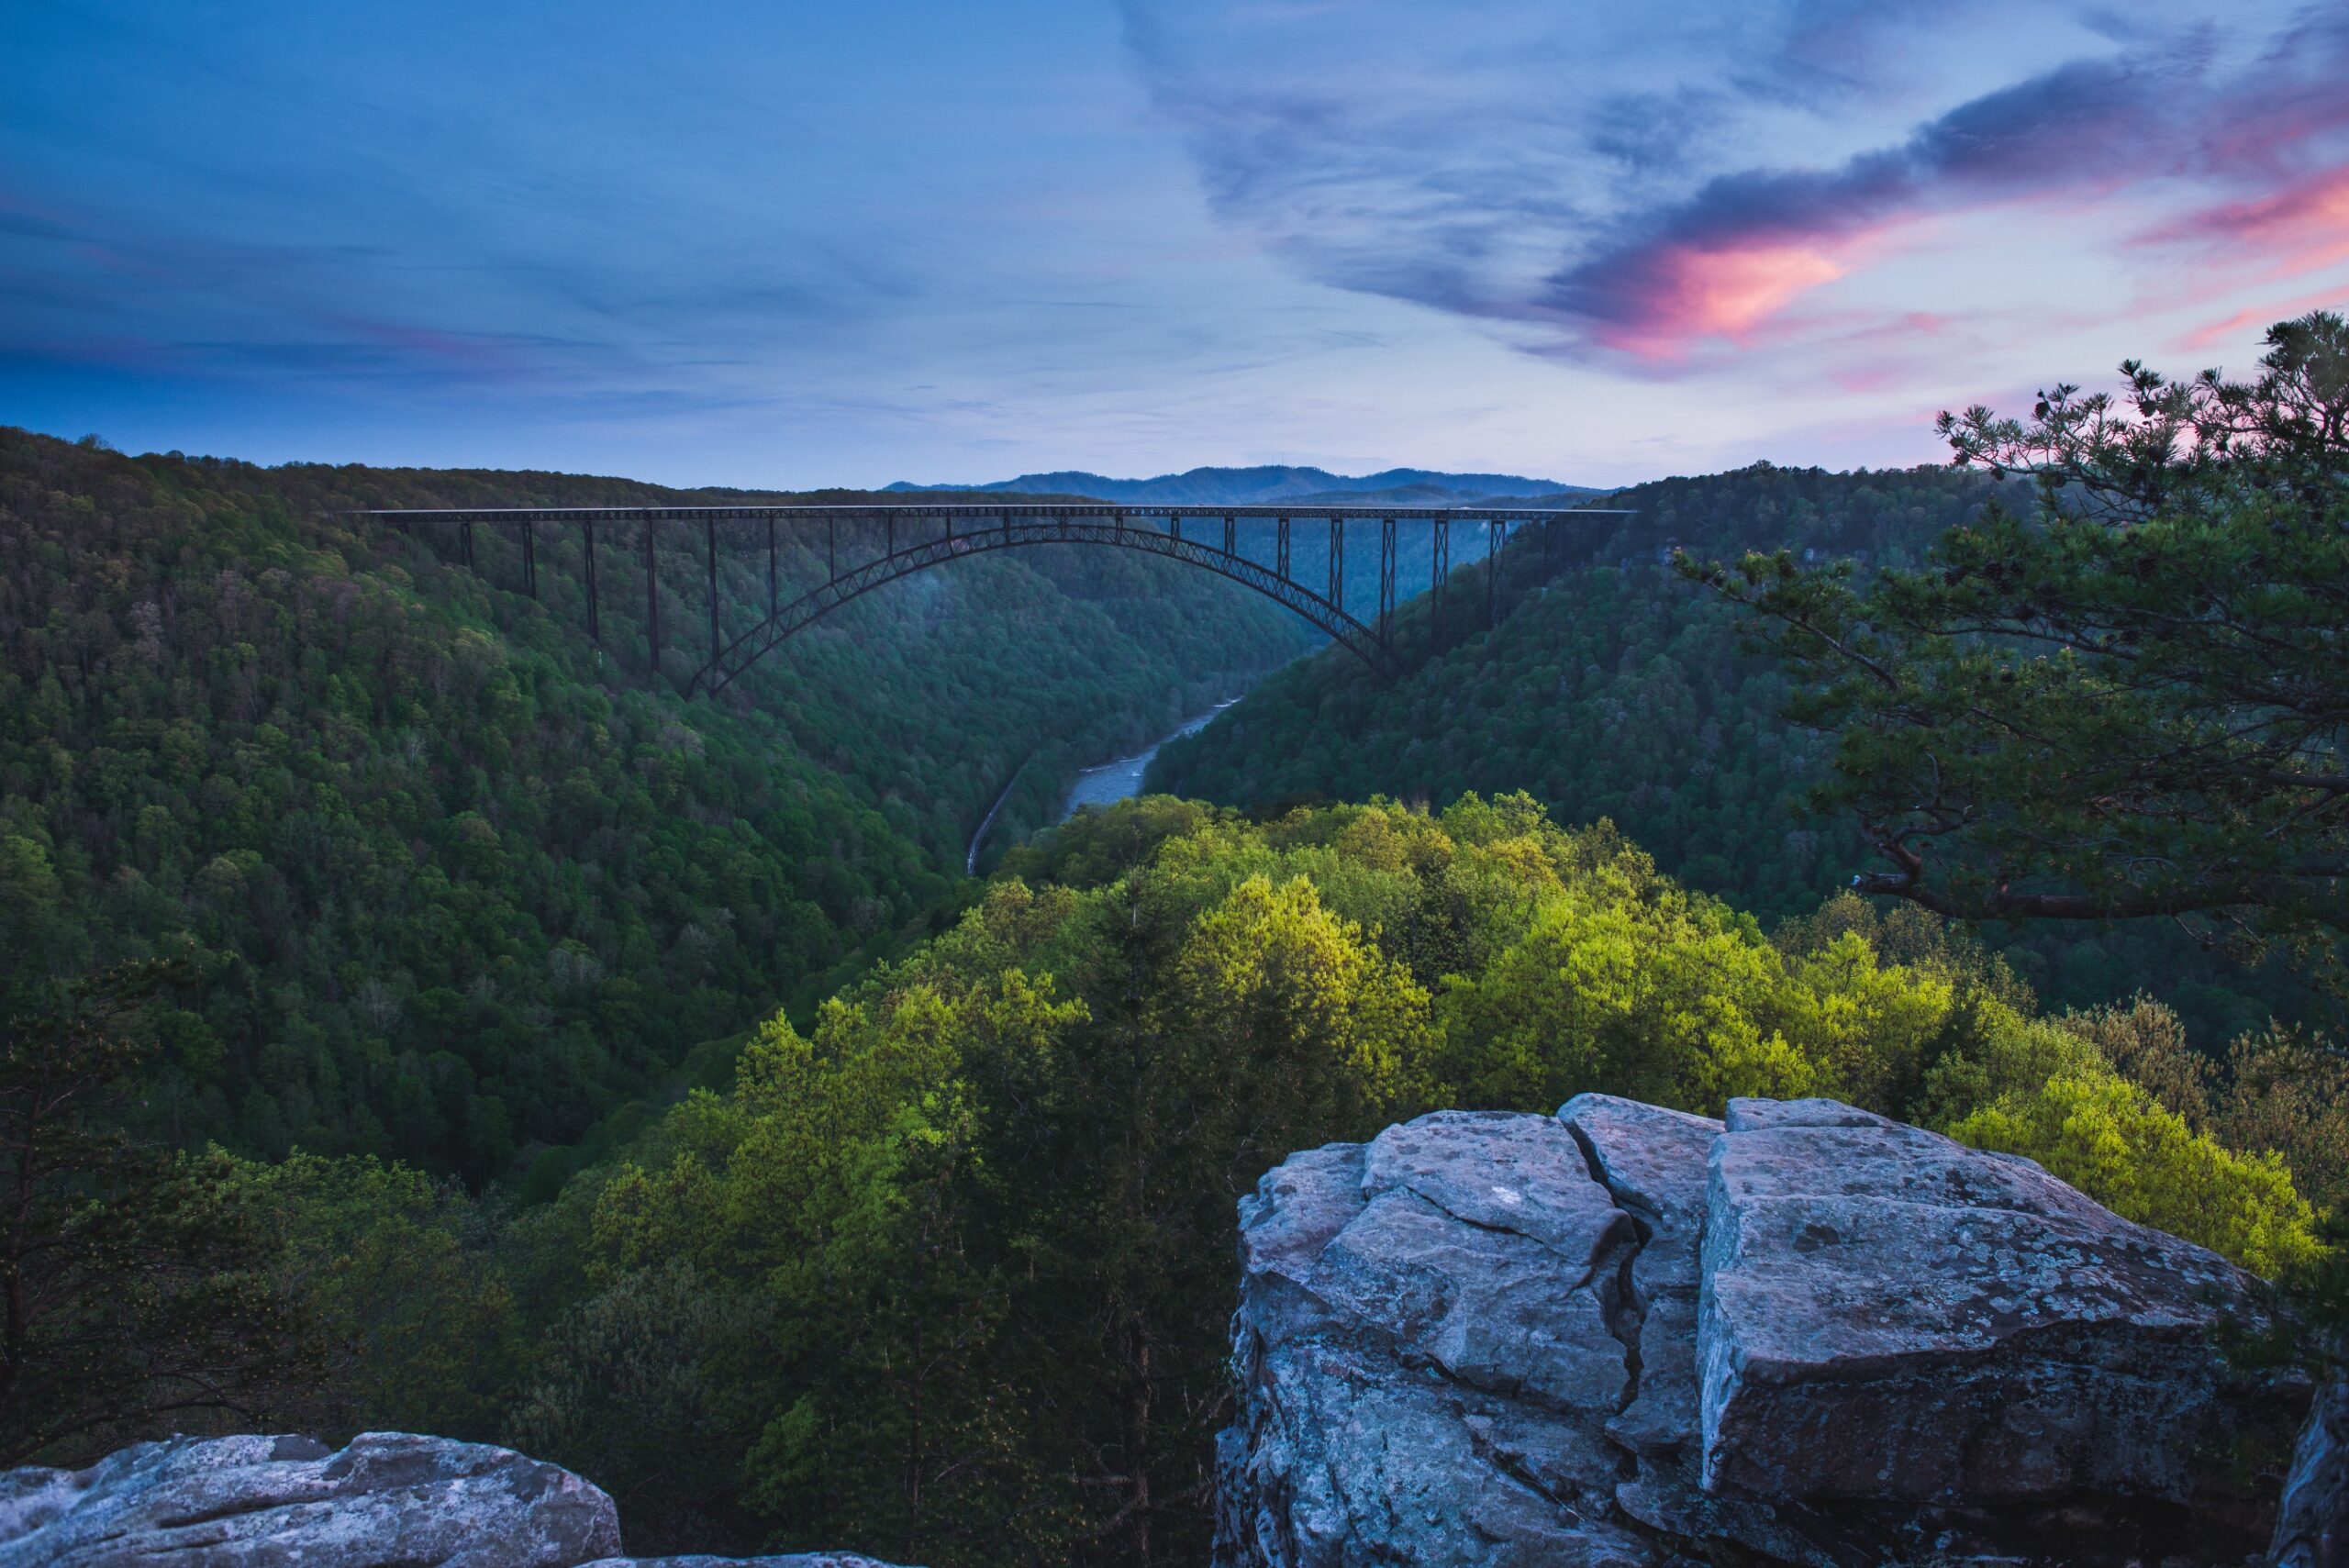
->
[352,503,1625,697]
[694,515,1397,695]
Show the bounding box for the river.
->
[1059,697,1241,820]
[963,696,1244,875]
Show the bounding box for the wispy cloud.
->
[1126,0,2349,367]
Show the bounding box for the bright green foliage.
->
[40,794,2331,1552]
[419,795,2318,1563]
[1152,463,2012,920]
[0,428,1304,1180]
[1148,462,2310,1043]
[1950,1073,2322,1278]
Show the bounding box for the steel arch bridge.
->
[353,502,1630,695]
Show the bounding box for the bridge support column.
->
[644,518,660,673]
[462,519,475,573]
[707,518,720,674]
[1487,520,1503,630]
[1328,516,1342,606]
[521,521,537,598]
[1223,514,1235,557]
[768,516,778,615]
[1431,518,1449,649]
[1276,517,1289,580]
[584,520,600,644]
[1378,517,1397,649]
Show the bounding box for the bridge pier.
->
[584,519,600,644]
[707,518,721,675]
[1378,517,1397,647]
[644,518,660,672]
[1431,518,1449,649]
[1488,519,1503,629]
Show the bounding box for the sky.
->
[4,0,2346,490]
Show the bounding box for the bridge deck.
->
[354,502,1630,523]
[349,501,1639,694]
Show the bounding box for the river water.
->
[1059,697,1241,820]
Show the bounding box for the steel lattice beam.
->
[351,502,1632,696]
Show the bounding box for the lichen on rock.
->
[1214,1094,2319,1567]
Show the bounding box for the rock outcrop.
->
[1216,1094,2316,1568]
[0,1431,907,1568]
[2273,1370,2349,1568]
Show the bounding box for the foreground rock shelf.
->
[0,1430,904,1568]
[1214,1095,2320,1568]
[5,1095,2335,1566]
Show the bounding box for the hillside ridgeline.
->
[0,428,1308,1181]
[1150,462,2319,1042]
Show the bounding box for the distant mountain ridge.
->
[885,464,1600,506]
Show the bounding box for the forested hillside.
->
[23,795,2331,1563]
[1151,462,2311,1042]
[0,428,1308,1180]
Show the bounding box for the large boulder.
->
[0,1431,620,1568]
[1214,1095,2314,1567]
[1213,1111,1655,1567]
[2271,1369,2349,1568]
[585,1558,906,1566]
[0,1431,918,1568]
[1699,1096,2306,1527]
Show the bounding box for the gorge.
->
[6,1095,2335,1567]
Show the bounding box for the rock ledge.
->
[1215,1094,2318,1567]
[0,1430,907,1568]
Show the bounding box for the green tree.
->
[0,962,295,1462]
[1687,314,2349,973]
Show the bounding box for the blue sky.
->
[5,1,2345,488]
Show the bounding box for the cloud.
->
[2153,167,2349,281]
[1125,0,2349,365]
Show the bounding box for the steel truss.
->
[354,502,1629,697]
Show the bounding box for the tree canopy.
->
[1687,314,2349,981]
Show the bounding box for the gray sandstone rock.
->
[584,1557,908,1566]
[1559,1094,1720,1459]
[0,1430,622,1568]
[1215,1109,1658,1568]
[1699,1094,2303,1518]
[2272,1368,2349,1568]
[1217,1094,2315,1568]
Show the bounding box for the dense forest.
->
[7,316,2343,1565]
[16,795,2336,1564]
[1152,462,2314,1043]
[0,428,1308,1181]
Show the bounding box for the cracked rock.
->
[1215,1110,1657,1568]
[0,1433,920,1568]
[0,1431,622,1568]
[1700,1095,2306,1526]
[1215,1096,2317,1567]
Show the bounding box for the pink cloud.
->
[2180,284,2349,352]
[1592,241,1849,360]
[2159,166,2349,280]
